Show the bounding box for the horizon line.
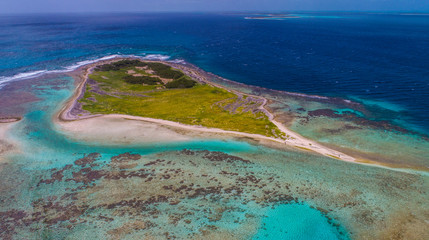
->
[1,10,429,15]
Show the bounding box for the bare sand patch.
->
[55,115,193,145]
[159,77,172,84]
[127,69,144,76]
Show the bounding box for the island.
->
[244,14,300,20]
[58,58,355,162]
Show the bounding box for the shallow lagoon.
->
[253,204,345,240]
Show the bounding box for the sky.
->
[0,0,428,13]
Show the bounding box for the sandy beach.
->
[56,114,193,145]
[55,57,357,161]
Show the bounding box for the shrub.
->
[123,75,161,85]
[165,77,197,88]
[146,62,185,79]
[96,60,147,71]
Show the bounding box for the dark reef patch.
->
[201,150,251,164]
[303,108,418,136]
[308,109,341,118]
[74,152,101,166]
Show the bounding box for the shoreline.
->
[56,57,358,162]
[53,57,429,172]
[52,56,429,174]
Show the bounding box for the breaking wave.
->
[0,54,174,89]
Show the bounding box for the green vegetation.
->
[123,75,162,85]
[95,60,146,72]
[96,60,195,89]
[145,62,185,79]
[165,77,197,88]
[80,60,284,138]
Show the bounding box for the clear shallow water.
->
[0,12,428,133]
[253,204,344,240]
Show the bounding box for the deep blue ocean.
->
[0,12,428,133]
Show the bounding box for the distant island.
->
[58,58,355,162]
[245,14,300,20]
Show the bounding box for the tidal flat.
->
[0,59,428,239]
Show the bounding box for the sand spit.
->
[0,117,21,123]
[56,57,358,162]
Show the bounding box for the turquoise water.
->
[333,108,364,118]
[253,204,346,240]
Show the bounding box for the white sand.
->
[56,115,192,145]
